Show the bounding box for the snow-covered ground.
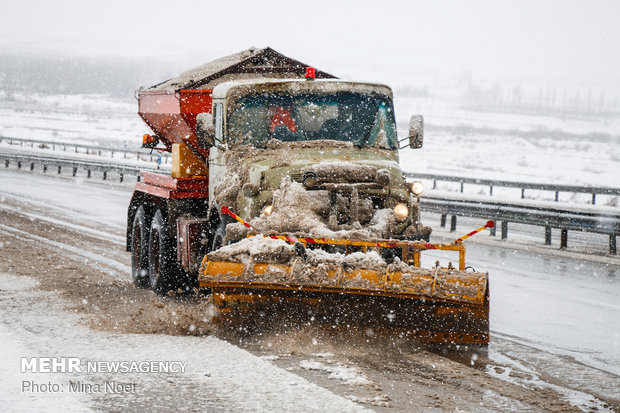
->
[0,169,618,411]
[0,92,143,149]
[0,273,367,412]
[395,93,620,188]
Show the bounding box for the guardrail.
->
[0,152,161,183]
[0,136,171,164]
[1,151,618,254]
[420,196,619,254]
[4,136,617,206]
[405,172,620,205]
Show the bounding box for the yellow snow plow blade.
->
[199,238,489,345]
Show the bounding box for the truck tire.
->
[131,206,150,288]
[148,209,180,295]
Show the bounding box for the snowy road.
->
[0,168,619,412]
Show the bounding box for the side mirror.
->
[196,112,215,147]
[408,115,424,149]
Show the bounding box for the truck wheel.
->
[148,209,178,295]
[131,206,150,288]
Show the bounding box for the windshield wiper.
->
[359,108,381,147]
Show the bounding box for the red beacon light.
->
[305,67,316,80]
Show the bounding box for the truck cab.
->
[200,79,430,248]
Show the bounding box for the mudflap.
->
[209,283,489,345]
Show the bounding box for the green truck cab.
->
[198,79,430,248]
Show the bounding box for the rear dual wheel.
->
[131,206,191,295]
[148,210,181,295]
[131,206,150,288]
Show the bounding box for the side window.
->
[214,103,223,142]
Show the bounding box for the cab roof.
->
[211,78,393,100]
[145,47,336,92]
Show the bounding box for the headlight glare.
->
[394,203,409,222]
[410,181,424,196]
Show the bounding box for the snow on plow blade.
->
[199,238,489,345]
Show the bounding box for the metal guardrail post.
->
[501,221,508,240]
[440,214,446,228]
[489,185,493,196]
[490,223,496,236]
[555,191,559,202]
[521,188,525,199]
[450,215,457,232]
[560,229,568,250]
[592,193,596,205]
[610,234,617,255]
[545,227,552,245]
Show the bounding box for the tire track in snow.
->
[0,224,130,278]
[0,273,369,413]
[0,189,127,233]
[0,203,125,245]
[487,336,619,411]
[0,170,129,232]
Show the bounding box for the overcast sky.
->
[1,0,619,87]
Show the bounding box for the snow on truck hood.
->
[238,143,402,188]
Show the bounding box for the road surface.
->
[0,169,618,412]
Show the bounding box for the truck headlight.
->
[410,181,424,196]
[394,203,409,222]
[262,204,273,216]
[302,172,317,189]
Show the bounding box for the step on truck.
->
[127,47,490,345]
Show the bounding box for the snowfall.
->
[0,87,618,412]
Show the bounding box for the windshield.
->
[228,91,397,149]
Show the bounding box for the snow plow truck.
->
[127,48,490,345]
